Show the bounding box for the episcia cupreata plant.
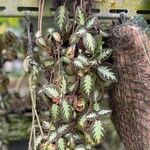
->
[24,1,117,150]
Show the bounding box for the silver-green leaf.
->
[74,59,84,69]
[55,5,68,31]
[81,74,94,97]
[57,138,66,150]
[91,120,104,144]
[35,135,42,149]
[57,124,69,135]
[61,99,73,122]
[49,131,58,142]
[83,33,96,53]
[97,65,117,81]
[42,84,60,99]
[98,48,112,61]
[85,17,96,29]
[61,76,67,94]
[50,104,61,120]
[75,7,85,25]
[98,109,112,116]
[75,145,87,150]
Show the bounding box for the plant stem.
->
[38,0,42,31]
[31,85,44,137]
[80,0,83,8]
[40,0,45,33]
[28,107,35,150]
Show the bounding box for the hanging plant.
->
[25,0,117,149]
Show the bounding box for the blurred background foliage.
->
[0,18,20,34]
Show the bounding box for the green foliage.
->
[81,74,93,97]
[75,7,85,26]
[55,5,68,31]
[75,145,87,150]
[98,65,117,82]
[57,138,66,150]
[30,1,117,149]
[98,48,112,61]
[91,120,104,143]
[61,99,73,122]
[50,104,61,120]
[78,115,87,128]
[85,17,96,29]
[35,135,42,149]
[75,27,87,37]
[61,76,67,94]
[49,131,58,142]
[74,58,85,69]
[42,84,60,99]
[69,33,79,45]
[57,124,69,134]
[83,33,96,53]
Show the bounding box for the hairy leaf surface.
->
[81,74,93,97]
[91,120,104,143]
[83,33,96,53]
[51,104,61,120]
[62,100,73,122]
[42,84,60,99]
[75,7,85,25]
[98,65,117,81]
[57,138,66,150]
[85,17,96,29]
[55,5,68,31]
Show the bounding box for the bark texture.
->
[109,23,150,150]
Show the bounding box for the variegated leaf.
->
[75,145,87,150]
[93,90,101,101]
[78,115,86,128]
[91,120,104,144]
[35,135,42,149]
[74,59,84,69]
[98,109,112,116]
[93,101,101,112]
[84,132,95,145]
[61,76,67,94]
[86,112,97,120]
[42,84,60,99]
[68,82,77,93]
[98,48,112,61]
[49,131,57,142]
[50,104,61,120]
[83,33,96,53]
[57,124,69,135]
[75,7,85,25]
[23,56,31,72]
[97,65,117,81]
[57,138,66,150]
[81,74,93,97]
[62,99,73,122]
[77,55,88,65]
[85,17,96,29]
[55,5,68,31]
[69,33,79,44]
[75,27,87,37]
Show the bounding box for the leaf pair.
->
[50,99,73,122]
[75,7,97,29]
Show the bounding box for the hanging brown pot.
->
[109,20,150,150]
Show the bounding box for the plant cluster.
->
[25,2,117,150]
